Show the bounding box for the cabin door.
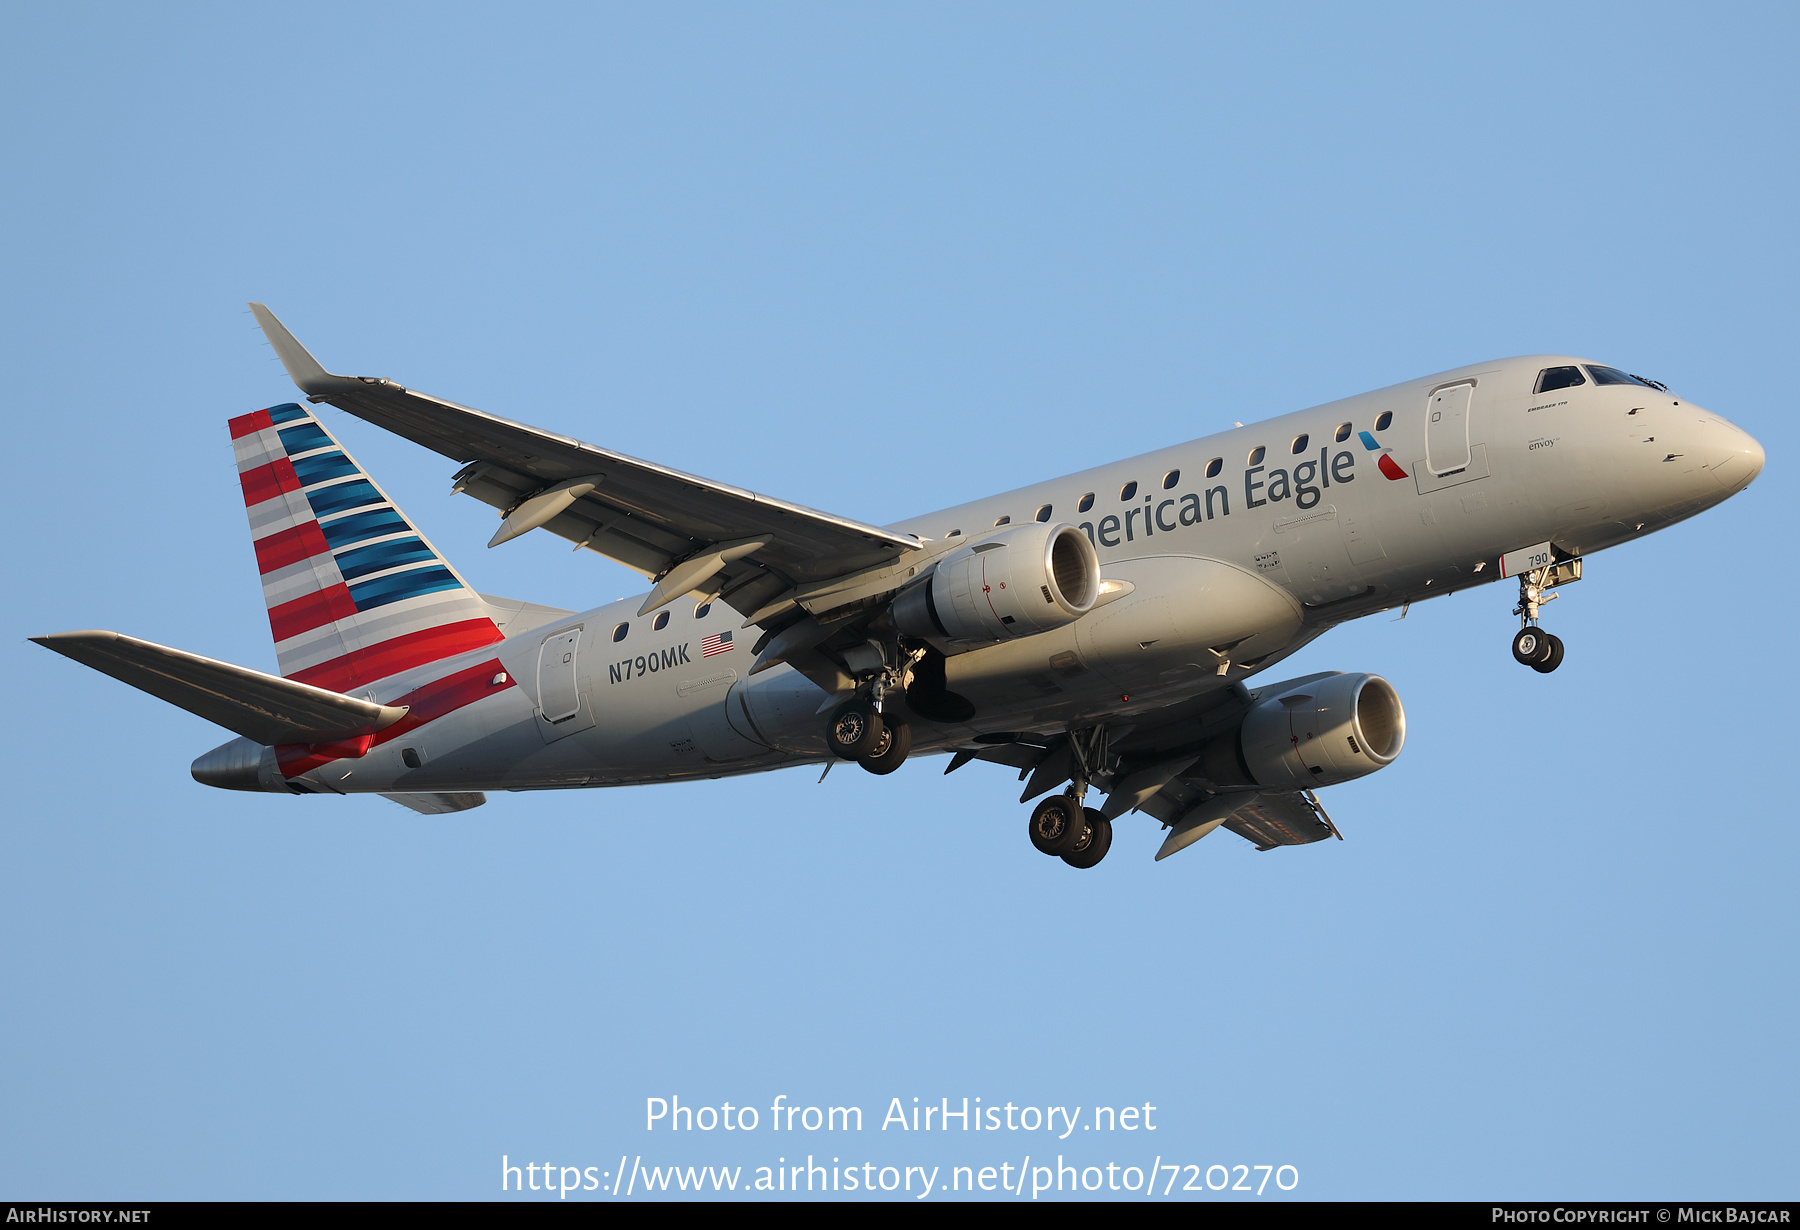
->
[1426,381,1474,475]
[535,627,595,743]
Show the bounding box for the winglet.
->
[249,302,351,397]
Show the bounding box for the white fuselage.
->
[282,354,1762,796]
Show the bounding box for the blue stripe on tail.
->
[305,479,384,517]
[319,507,411,548]
[348,566,463,610]
[335,537,437,580]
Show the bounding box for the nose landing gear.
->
[1509,557,1580,674]
[1511,626,1565,673]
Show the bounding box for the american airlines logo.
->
[1358,430,1409,481]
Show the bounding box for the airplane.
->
[32,306,1765,867]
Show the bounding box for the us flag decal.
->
[701,630,734,657]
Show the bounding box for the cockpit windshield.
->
[1586,365,1661,389]
[1534,366,1586,394]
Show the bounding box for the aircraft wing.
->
[955,685,1345,861]
[250,304,923,630]
[1137,781,1340,857]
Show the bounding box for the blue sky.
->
[2,2,1794,1200]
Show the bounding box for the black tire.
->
[1062,810,1113,869]
[1512,627,1552,666]
[857,718,912,775]
[1027,795,1086,856]
[826,699,884,760]
[1530,632,1565,674]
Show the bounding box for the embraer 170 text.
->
[35,307,1764,866]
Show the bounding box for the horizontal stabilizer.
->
[382,792,486,814]
[32,630,408,746]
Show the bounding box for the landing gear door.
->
[1426,381,1475,475]
[536,627,595,743]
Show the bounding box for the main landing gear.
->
[1027,795,1113,869]
[825,696,913,775]
[1509,557,1581,674]
[1024,727,1113,869]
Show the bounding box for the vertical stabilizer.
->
[229,402,503,691]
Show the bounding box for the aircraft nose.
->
[1742,431,1766,483]
[1703,417,1764,494]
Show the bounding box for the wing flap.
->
[1222,792,1337,850]
[1139,778,1338,859]
[33,630,407,746]
[382,792,487,814]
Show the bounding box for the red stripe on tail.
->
[239,457,303,507]
[277,657,514,777]
[286,618,505,693]
[268,583,359,642]
[229,409,274,440]
[253,521,332,575]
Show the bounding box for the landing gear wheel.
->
[826,699,884,760]
[1530,632,1565,674]
[1027,795,1086,856]
[857,718,912,775]
[1062,809,1113,869]
[1512,627,1553,666]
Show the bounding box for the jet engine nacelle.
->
[1194,671,1406,791]
[892,521,1100,644]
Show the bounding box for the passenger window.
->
[1248,446,1265,466]
[994,515,1011,526]
[947,528,962,537]
[1586,365,1655,388]
[1335,422,1351,442]
[1035,504,1052,522]
[694,602,712,618]
[1205,457,1222,478]
[1375,411,1393,431]
[1120,481,1138,500]
[1291,433,1309,454]
[652,611,669,631]
[1534,366,1587,394]
[1162,470,1180,489]
[1077,492,1094,513]
[612,622,628,642]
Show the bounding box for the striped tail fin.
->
[229,402,503,692]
